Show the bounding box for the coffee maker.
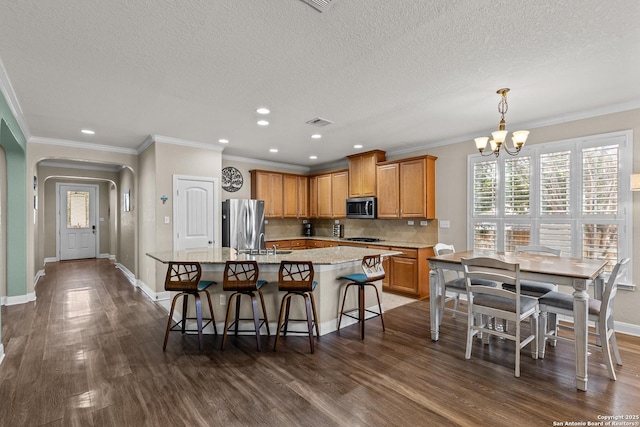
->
[303,222,313,236]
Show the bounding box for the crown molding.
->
[387,99,640,157]
[39,160,124,172]
[29,136,139,155]
[139,134,226,154]
[0,57,31,140]
[222,154,311,173]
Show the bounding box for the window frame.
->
[467,130,633,284]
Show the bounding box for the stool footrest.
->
[226,318,268,334]
[341,308,382,322]
[169,318,214,334]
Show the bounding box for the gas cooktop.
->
[342,237,383,243]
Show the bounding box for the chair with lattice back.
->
[337,255,385,339]
[274,261,319,353]
[221,260,270,351]
[163,262,217,351]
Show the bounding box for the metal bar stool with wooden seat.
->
[337,255,385,339]
[221,260,270,351]
[274,261,319,353]
[163,262,217,351]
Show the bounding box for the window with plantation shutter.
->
[582,145,618,215]
[473,222,497,250]
[540,151,570,215]
[505,157,530,215]
[468,131,632,278]
[473,160,496,216]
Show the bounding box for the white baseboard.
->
[43,257,58,264]
[0,343,5,366]
[3,292,36,306]
[33,269,46,288]
[98,253,113,259]
[115,263,136,286]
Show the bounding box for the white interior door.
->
[174,176,218,251]
[58,184,98,260]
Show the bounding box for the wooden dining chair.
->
[433,243,497,321]
[462,257,539,377]
[538,258,629,380]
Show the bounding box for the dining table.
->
[427,250,608,392]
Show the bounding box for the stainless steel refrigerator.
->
[222,199,266,252]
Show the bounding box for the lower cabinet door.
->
[389,256,418,295]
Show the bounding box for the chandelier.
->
[474,88,529,157]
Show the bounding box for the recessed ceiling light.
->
[269,148,278,153]
[257,120,269,126]
[256,107,270,114]
[218,139,229,144]
[311,134,322,139]
[81,129,95,135]
[309,155,318,160]
[354,144,363,149]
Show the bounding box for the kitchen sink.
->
[274,250,292,254]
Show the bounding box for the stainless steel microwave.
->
[346,197,377,219]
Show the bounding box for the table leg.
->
[573,279,589,392]
[429,268,440,341]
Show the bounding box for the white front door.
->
[58,184,98,260]
[174,176,218,251]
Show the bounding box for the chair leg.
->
[368,283,385,331]
[600,319,617,381]
[539,311,548,359]
[234,294,242,336]
[515,320,521,378]
[337,283,354,330]
[452,292,460,319]
[358,284,365,339]
[610,330,623,366]
[257,289,270,336]
[221,293,239,351]
[548,313,557,346]
[465,309,474,360]
[203,289,218,335]
[181,294,189,334]
[283,297,292,336]
[194,293,204,350]
[274,294,291,351]
[250,293,262,351]
[309,291,320,337]
[304,294,315,354]
[530,313,539,360]
[163,293,181,351]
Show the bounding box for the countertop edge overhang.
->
[265,236,434,249]
[147,246,403,266]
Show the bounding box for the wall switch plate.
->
[407,220,414,225]
[335,219,340,224]
[420,220,428,226]
[164,216,170,224]
[440,220,450,229]
[219,294,226,305]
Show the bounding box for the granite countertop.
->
[147,246,402,265]
[265,235,434,249]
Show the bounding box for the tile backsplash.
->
[265,218,438,245]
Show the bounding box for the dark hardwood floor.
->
[1,259,639,426]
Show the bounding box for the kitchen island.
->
[147,246,401,336]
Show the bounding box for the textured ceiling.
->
[1,0,639,167]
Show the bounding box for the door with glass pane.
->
[59,184,97,260]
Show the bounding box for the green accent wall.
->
[0,90,27,302]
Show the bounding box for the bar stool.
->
[221,260,270,351]
[163,262,217,351]
[274,261,319,353]
[337,255,385,339]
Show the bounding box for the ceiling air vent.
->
[299,0,336,13]
[306,117,334,127]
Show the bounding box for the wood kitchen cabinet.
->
[376,155,437,219]
[250,170,284,218]
[283,174,308,218]
[347,150,386,197]
[384,246,434,298]
[314,170,348,218]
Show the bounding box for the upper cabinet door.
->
[376,163,400,218]
[332,171,348,218]
[348,150,386,197]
